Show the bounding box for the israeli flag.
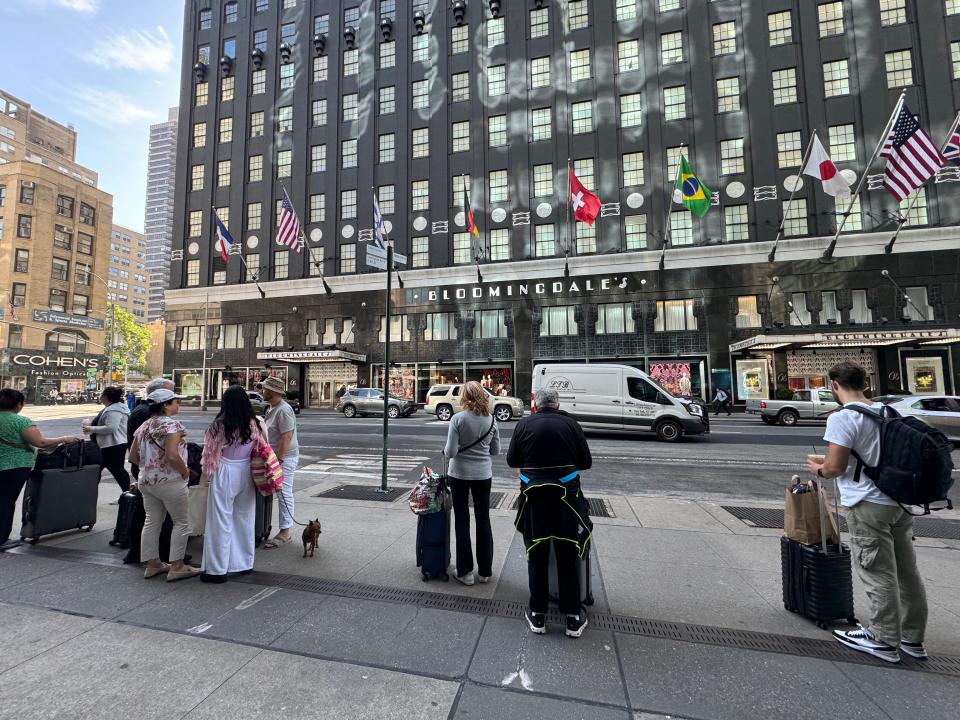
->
[213,210,234,262]
[372,196,386,249]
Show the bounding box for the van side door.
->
[625,377,670,429]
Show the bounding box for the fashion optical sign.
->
[11,354,100,368]
[426,276,630,302]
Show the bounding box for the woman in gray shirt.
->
[443,381,501,586]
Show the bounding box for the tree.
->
[105,304,151,378]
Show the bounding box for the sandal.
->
[144,563,171,579]
[262,535,292,549]
[166,565,201,582]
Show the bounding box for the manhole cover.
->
[314,484,408,502]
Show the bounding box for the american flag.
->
[941,114,960,166]
[276,188,303,253]
[879,103,944,201]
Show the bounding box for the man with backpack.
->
[806,361,935,663]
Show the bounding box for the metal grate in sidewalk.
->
[721,506,960,540]
[313,484,409,502]
[468,491,506,510]
[509,495,615,518]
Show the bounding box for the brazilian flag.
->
[676,155,712,218]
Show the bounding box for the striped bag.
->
[251,422,284,496]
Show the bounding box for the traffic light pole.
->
[377,245,393,493]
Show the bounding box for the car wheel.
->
[495,405,512,422]
[778,410,799,426]
[437,404,453,422]
[343,404,357,418]
[760,415,777,425]
[655,419,682,442]
[387,405,400,419]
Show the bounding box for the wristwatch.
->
[817,468,827,479]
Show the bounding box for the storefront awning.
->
[256,349,366,363]
[730,328,960,352]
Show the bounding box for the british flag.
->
[941,114,960,166]
[276,188,303,253]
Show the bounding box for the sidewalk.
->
[3,465,960,719]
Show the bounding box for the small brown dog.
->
[302,519,322,558]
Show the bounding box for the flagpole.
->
[768,130,818,264]
[565,157,573,275]
[659,146,685,271]
[821,89,907,263]
[884,109,959,255]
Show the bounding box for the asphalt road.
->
[34,409,860,503]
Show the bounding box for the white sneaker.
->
[455,572,475,586]
[900,640,928,660]
[477,575,491,584]
[833,625,900,663]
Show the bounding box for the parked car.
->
[247,391,266,415]
[878,395,960,443]
[745,389,840,426]
[531,363,708,442]
[336,388,417,418]
[424,384,525,422]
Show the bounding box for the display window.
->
[467,365,513,397]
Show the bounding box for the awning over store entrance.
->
[730,328,960,353]
[256,349,366,363]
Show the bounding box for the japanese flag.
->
[802,135,851,198]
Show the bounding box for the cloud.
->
[55,0,99,12]
[63,86,159,128]
[89,26,174,74]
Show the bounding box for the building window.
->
[224,1,238,23]
[625,215,646,250]
[221,76,235,102]
[790,293,812,326]
[488,170,508,204]
[670,213,693,246]
[617,39,640,73]
[179,327,202,351]
[245,202,261,230]
[312,99,327,126]
[818,2,844,37]
[880,0,906,25]
[76,232,92,255]
[530,8,549,37]
[379,40,395,69]
[244,254,260,282]
[489,115,507,147]
[576,224,596,254]
[190,164,205,190]
[530,108,552,142]
[256,321,285,347]
[14,249,28,273]
[377,87,395,116]
[574,158,594,191]
[195,82,208,107]
[217,324,244,350]
[768,11,792,46]
[659,0,681,10]
[244,112,262,139]
[16,214,31,238]
[412,33,430,63]
[720,138,745,175]
[72,294,89,316]
[424,313,458,341]
[622,152,644,186]
[343,49,359,76]
[200,8,212,29]
[192,122,206,148]
[248,155,263,182]
[664,85,687,120]
[379,315,410,342]
[489,228,510,261]
[661,31,683,64]
[279,63,295,89]
[723,205,749,242]
[535,224,555,257]
[217,160,231,187]
[412,80,429,109]
[823,59,850,97]
[488,16,505,47]
[280,22,296,44]
[411,180,429,211]
[616,0,637,20]
[885,49,913,87]
[377,133,395,164]
[310,143,327,173]
[593,303,633,334]
[828,124,856,162]
[272,251,289,280]
[567,0,589,29]
[487,65,506,96]
[540,306,576,336]
[313,55,328,82]
[186,260,200,287]
[341,138,358,168]
[736,296,761,328]
[949,0,960,15]
[533,164,553,197]
[376,185,394,216]
[820,291,840,324]
[667,147,683,182]
[251,70,266,95]
[571,101,592,135]
[308,194,325,223]
[900,188,928,226]
[75,263,91,286]
[783,198,808,237]
[837,195,863,232]
[777,131,802,168]
[903,287,933,321]
[851,290,872,324]
[475,310,507,339]
[952,42,960,79]
[452,232,472,265]
[188,211,203,237]
[452,72,470,103]
[79,203,96,226]
[255,0,269,12]
[254,29,267,52]
[277,149,292,177]
[339,243,356,274]
[412,236,429,268]
[713,22,736,55]
[772,67,798,105]
[341,189,357,219]
[54,225,72,250]
[11,283,26,307]
[716,77,740,113]
[450,24,469,55]
[412,128,429,158]
[530,56,551,88]
[654,300,696,332]
[341,94,358,122]
[620,93,643,127]
[276,105,293,132]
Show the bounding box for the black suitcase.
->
[20,446,100,543]
[255,492,273,547]
[109,489,139,548]
[416,510,450,581]
[122,491,177,564]
[781,536,856,629]
[549,540,594,607]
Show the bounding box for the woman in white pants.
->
[199,386,260,583]
[129,389,199,582]
[260,376,299,549]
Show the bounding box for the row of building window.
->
[7,215,97,253]
[1,182,97,224]
[9,281,91,316]
[2,327,90,353]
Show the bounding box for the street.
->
[38,409,875,503]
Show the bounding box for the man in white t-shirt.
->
[806,361,928,664]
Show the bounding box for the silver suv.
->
[336,388,417,418]
[425,384,524,422]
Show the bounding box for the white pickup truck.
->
[745,390,840,426]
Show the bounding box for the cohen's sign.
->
[33,309,105,330]
[11,353,100,369]
[426,276,630,302]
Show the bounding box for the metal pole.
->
[200,293,209,411]
[659,146,685,271]
[379,245,393,493]
[768,130,818,263]
[821,90,906,262]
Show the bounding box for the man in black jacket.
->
[508,388,593,638]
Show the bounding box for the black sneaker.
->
[200,573,229,584]
[525,610,546,635]
[900,640,929,660]
[833,625,900,663]
[565,613,588,638]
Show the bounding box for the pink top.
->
[221,440,254,460]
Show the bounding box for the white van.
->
[531,364,709,442]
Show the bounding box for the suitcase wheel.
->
[584,593,594,606]
[816,621,830,630]
[441,572,449,582]
[421,571,429,582]
[80,525,93,532]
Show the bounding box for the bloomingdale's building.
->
[164,0,960,408]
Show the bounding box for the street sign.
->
[393,252,408,266]
[367,244,387,259]
[365,245,388,270]
[85,368,97,379]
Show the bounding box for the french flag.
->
[213,209,234,262]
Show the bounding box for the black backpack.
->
[845,405,955,515]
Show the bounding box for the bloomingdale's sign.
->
[425,275,630,302]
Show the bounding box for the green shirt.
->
[0,412,35,472]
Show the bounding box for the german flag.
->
[462,181,480,238]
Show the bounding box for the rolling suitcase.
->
[255,492,273,547]
[548,540,594,607]
[781,477,856,629]
[109,489,140,548]
[416,510,451,581]
[122,491,176,564]
[20,443,100,544]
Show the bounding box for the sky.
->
[0,0,184,232]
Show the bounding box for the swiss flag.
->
[802,135,852,198]
[569,169,601,224]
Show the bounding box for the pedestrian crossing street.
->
[297,453,433,484]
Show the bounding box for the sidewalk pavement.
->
[22,403,103,421]
[2,463,960,719]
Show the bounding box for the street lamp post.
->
[87,272,116,388]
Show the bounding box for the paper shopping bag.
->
[784,480,839,546]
